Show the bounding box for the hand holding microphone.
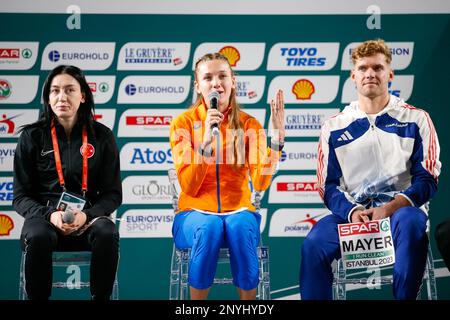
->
[203,91,224,146]
[62,209,75,224]
[208,91,221,136]
[50,209,87,235]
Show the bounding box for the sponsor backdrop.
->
[1,1,449,300]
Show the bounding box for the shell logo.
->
[219,46,241,67]
[0,214,14,236]
[292,79,315,100]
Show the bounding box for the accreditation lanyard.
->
[50,121,88,197]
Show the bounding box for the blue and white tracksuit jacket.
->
[301,95,441,299]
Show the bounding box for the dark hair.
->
[21,65,95,132]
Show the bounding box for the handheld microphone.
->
[208,91,220,135]
[62,210,75,224]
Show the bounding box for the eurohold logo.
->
[41,42,115,70]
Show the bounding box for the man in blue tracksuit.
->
[300,39,441,300]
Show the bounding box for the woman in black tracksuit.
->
[13,65,122,300]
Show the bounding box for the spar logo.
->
[339,221,380,236]
[126,116,172,126]
[0,49,19,59]
[292,79,315,100]
[0,80,11,100]
[88,82,109,93]
[219,46,241,67]
[0,213,14,236]
[0,48,32,59]
[276,182,318,192]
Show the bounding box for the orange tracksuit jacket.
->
[169,103,280,213]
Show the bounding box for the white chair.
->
[19,250,119,300]
[167,168,271,300]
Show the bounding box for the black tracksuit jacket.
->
[13,121,122,222]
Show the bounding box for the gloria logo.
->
[219,46,241,67]
[122,175,173,204]
[0,79,11,100]
[292,79,315,100]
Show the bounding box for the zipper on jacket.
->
[215,135,221,212]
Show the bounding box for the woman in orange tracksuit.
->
[169,52,285,300]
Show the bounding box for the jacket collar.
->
[346,95,405,117]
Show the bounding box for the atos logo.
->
[48,50,61,62]
[130,148,173,165]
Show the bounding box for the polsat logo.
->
[276,182,318,192]
[0,114,18,134]
[0,79,12,100]
[80,143,95,158]
[219,46,241,67]
[292,79,315,100]
[0,213,14,236]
